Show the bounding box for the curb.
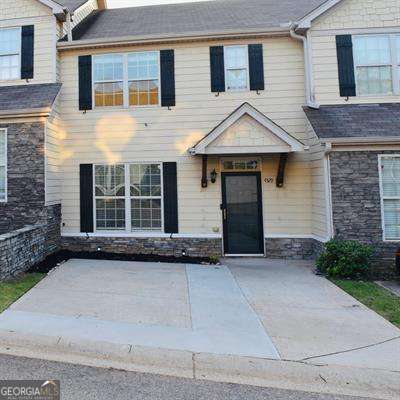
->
[0,329,399,400]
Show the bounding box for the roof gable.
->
[190,103,305,155]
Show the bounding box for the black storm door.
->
[221,172,264,255]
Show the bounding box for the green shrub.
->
[316,239,373,279]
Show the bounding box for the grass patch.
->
[0,273,45,313]
[331,279,400,328]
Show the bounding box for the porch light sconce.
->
[210,169,217,183]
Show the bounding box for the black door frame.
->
[221,171,265,255]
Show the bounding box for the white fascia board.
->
[37,0,66,14]
[297,0,344,29]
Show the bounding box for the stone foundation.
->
[265,238,323,260]
[329,150,400,278]
[61,235,327,261]
[61,236,222,258]
[0,225,46,280]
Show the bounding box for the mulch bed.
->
[28,250,217,274]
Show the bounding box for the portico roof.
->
[189,102,305,155]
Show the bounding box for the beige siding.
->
[306,122,329,240]
[59,37,314,236]
[45,97,61,205]
[0,0,56,85]
[310,0,400,105]
[210,114,290,150]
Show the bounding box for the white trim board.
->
[297,0,344,29]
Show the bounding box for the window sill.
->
[93,105,160,110]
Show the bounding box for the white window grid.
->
[92,51,161,108]
[0,27,21,81]
[93,163,164,233]
[378,154,400,241]
[224,45,249,92]
[353,33,400,96]
[94,164,126,230]
[0,128,7,202]
[127,51,160,107]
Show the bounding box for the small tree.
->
[316,239,373,279]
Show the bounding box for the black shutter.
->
[160,50,175,107]
[79,55,92,110]
[248,44,264,91]
[21,25,34,79]
[163,162,178,234]
[80,164,94,233]
[210,46,225,92]
[336,35,356,97]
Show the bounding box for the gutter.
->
[289,23,319,109]
[57,27,290,50]
[0,107,51,119]
[320,136,400,145]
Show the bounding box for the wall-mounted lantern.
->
[210,169,217,184]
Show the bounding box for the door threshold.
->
[224,254,265,257]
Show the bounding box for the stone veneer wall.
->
[329,150,399,278]
[0,225,46,280]
[61,236,326,260]
[265,238,325,260]
[61,236,222,258]
[0,122,46,233]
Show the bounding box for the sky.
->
[107,0,212,7]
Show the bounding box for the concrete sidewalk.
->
[0,258,399,399]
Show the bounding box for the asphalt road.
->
[0,354,374,400]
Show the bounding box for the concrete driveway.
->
[0,258,399,398]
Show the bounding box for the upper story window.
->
[93,51,160,108]
[128,52,159,106]
[353,34,400,96]
[379,155,400,240]
[0,28,20,80]
[224,45,248,91]
[0,129,6,201]
[93,54,124,107]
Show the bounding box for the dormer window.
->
[0,28,21,80]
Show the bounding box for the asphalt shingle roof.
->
[0,83,62,114]
[304,103,400,140]
[71,0,328,41]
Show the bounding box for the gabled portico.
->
[189,103,306,256]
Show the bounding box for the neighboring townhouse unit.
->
[0,0,399,276]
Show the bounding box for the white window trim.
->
[0,128,7,203]
[93,162,164,233]
[0,26,21,81]
[378,154,400,242]
[224,45,250,92]
[92,51,161,109]
[353,33,400,96]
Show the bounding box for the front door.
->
[221,172,264,255]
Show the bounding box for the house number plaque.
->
[264,177,274,183]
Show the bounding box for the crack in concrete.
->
[300,335,400,362]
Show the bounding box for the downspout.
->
[289,23,319,109]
